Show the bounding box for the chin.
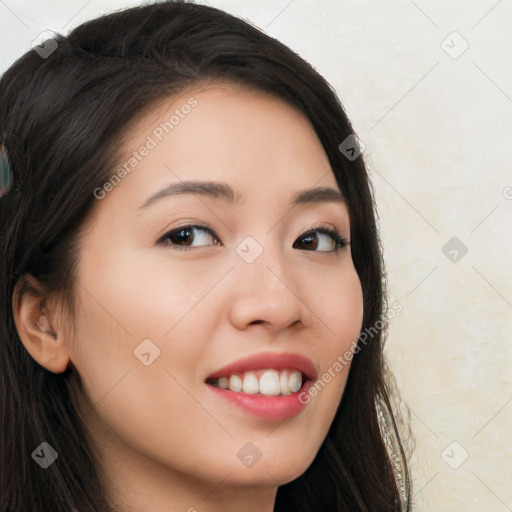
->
[224,449,317,488]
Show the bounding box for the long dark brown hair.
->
[0,1,413,510]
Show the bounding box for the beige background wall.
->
[2,1,511,510]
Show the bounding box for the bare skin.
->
[15,83,364,511]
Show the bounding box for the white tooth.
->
[259,369,281,396]
[280,370,291,395]
[229,374,242,392]
[242,371,259,394]
[217,377,229,389]
[288,370,302,393]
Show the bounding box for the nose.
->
[226,238,310,334]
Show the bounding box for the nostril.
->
[250,320,265,325]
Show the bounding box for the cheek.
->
[68,246,223,404]
[72,245,213,344]
[312,260,364,350]
[67,256,220,468]
[306,261,364,408]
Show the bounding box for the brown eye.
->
[293,228,348,252]
[158,225,220,250]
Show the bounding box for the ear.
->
[12,274,71,374]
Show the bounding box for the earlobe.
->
[12,279,70,374]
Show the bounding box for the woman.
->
[0,1,412,510]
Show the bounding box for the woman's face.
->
[67,84,364,502]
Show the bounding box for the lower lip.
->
[206,380,314,421]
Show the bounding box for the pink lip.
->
[205,351,318,422]
[206,381,315,421]
[206,351,318,381]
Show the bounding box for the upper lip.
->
[206,351,318,381]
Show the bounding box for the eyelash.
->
[157,224,349,253]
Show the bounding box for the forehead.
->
[104,83,341,212]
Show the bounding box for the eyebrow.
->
[138,180,345,210]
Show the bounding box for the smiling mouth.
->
[206,368,306,396]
